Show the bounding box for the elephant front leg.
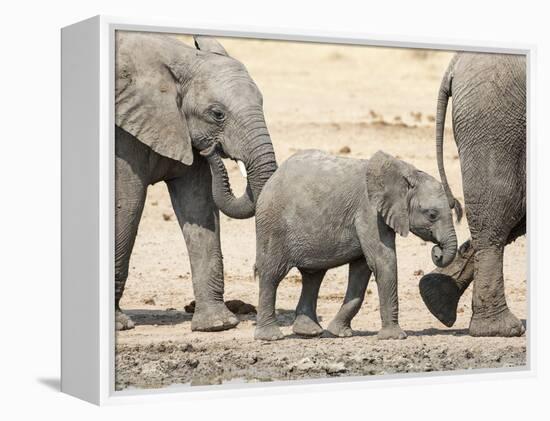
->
[293,269,326,337]
[167,166,238,332]
[419,240,475,327]
[114,155,148,331]
[254,264,286,341]
[327,258,371,337]
[373,257,407,340]
[468,246,525,337]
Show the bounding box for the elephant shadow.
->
[123,307,285,327]
[275,309,325,327]
[314,327,468,340]
[123,309,193,326]
[405,327,470,336]
[122,309,506,338]
[404,318,526,337]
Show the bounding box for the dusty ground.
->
[115,37,527,390]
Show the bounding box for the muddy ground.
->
[115,37,527,390]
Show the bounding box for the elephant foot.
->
[419,241,474,327]
[419,273,461,327]
[469,309,525,337]
[115,309,135,331]
[377,325,407,340]
[191,302,239,332]
[326,320,353,338]
[292,315,323,337]
[254,324,284,341]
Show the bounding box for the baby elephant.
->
[254,150,458,341]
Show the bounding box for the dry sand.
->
[115,37,527,390]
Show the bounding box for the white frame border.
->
[65,15,537,405]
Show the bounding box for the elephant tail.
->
[253,263,258,283]
[436,56,463,222]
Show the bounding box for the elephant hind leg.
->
[115,155,148,331]
[468,246,525,337]
[327,258,371,337]
[420,216,526,330]
[419,240,475,327]
[292,269,326,337]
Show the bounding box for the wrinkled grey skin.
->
[419,53,526,337]
[253,150,458,341]
[115,33,277,332]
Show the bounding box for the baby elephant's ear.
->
[193,35,228,56]
[366,151,412,237]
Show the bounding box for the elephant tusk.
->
[237,160,248,178]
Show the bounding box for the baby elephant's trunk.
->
[431,229,458,268]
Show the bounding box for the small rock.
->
[410,111,422,122]
[184,299,257,315]
[225,299,257,315]
[413,269,424,276]
[162,213,173,221]
[339,146,351,154]
[180,343,194,352]
[151,201,158,206]
[184,300,196,313]
[291,357,315,371]
[143,297,156,305]
[325,362,346,374]
[188,358,200,368]
[457,307,464,314]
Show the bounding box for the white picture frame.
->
[61,15,535,405]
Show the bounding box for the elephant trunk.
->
[431,228,458,268]
[201,132,277,219]
[244,135,278,207]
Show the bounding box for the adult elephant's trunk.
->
[431,227,458,268]
[201,133,277,219]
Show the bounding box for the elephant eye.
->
[424,209,440,221]
[210,108,226,122]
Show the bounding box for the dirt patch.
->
[116,321,526,389]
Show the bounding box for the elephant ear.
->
[115,33,193,165]
[193,35,228,56]
[366,151,414,237]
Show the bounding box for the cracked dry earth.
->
[115,38,527,391]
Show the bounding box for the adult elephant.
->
[419,52,526,337]
[115,33,277,331]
